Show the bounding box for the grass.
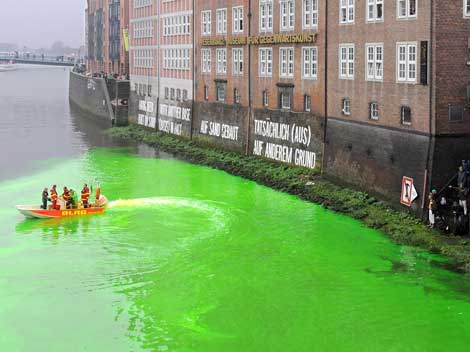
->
[107,125,470,273]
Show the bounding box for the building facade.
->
[191,0,470,211]
[86,0,130,75]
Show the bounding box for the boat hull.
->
[16,206,105,219]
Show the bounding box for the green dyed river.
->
[1,67,470,351]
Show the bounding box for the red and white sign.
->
[401,176,418,206]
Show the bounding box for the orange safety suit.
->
[50,188,59,210]
[62,189,71,209]
[81,186,90,208]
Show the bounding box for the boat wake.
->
[108,197,230,232]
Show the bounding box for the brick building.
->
[86,0,130,75]
[192,0,470,211]
[324,0,470,211]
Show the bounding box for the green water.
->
[1,148,470,351]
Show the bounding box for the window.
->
[170,88,175,100]
[133,19,153,39]
[260,1,273,32]
[279,47,294,78]
[233,6,244,33]
[165,87,169,99]
[204,85,209,100]
[401,106,411,124]
[148,85,152,97]
[449,104,464,122]
[340,0,355,23]
[216,48,227,74]
[304,95,311,112]
[232,48,244,75]
[183,89,188,101]
[263,90,269,107]
[367,0,383,21]
[303,0,318,28]
[134,0,152,8]
[164,15,191,36]
[339,44,355,79]
[176,89,181,101]
[397,0,417,19]
[216,84,226,102]
[280,0,295,31]
[280,91,291,110]
[365,44,383,81]
[302,47,318,79]
[259,48,273,77]
[465,0,470,18]
[216,8,227,34]
[370,102,379,120]
[201,48,211,73]
[133,49,154,68]
[342,98,351,115]
[234,88,241,103]
[397,43,417,83]
[201,10,211,35]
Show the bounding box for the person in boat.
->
[95,182,101,203]
[50,185,59,210]
[41,188,49,210]
[81,184,90,208]
[62,187,72,209]
[69,189,78,209]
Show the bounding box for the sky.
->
[0,0,85,49]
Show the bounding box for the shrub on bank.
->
[107,125,470,273]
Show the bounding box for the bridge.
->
[0,54,83,67]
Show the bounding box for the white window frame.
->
[340,0,355,24]
[233,6,244,33]
[216,8,227,34]
[302,47,318,79]
[339,44,355,79]
[397,0,417,19]
[367,0,383,22]
[464,0,470,18]
[259,47,273,77]
[396,42,417,83]
[280,0,295,31]
[365,43,383,81]
[259,0,274,32]
[303,0,318,29]
[342,98,351,115]
[304,95,311,112]
[370,102,379,120]
[263,90,269,106]
[281,92,291,110]
[216,48,227,74]
[201,10,212,36]
[401,106,412,125]
[279,47,294,78]
[232,48,244,75]
[201,48,211,73]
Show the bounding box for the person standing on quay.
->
[429,192,437,228]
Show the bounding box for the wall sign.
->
[138,114,156,129]
[199,120,240,141]
[400,176,418,206]
[252,119,316,169]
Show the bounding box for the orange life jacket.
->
[81,187,90,201]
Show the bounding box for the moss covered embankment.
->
[107,125,470,273]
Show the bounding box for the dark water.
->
[1,66,470,351]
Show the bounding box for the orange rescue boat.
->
[16,195,108,219]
